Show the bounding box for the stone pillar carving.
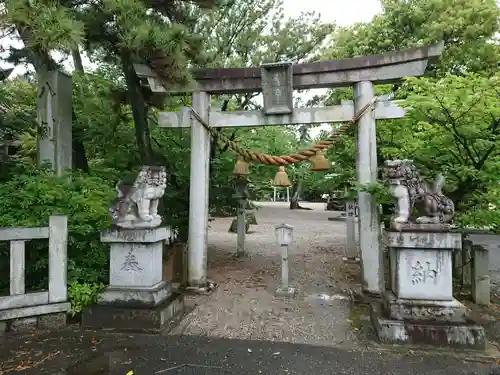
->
[36,70,72,176]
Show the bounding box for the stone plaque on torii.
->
[260,61,294,115]
[134,42,444,293]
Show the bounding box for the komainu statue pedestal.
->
[82,227,183,333]
[371,224,485,349]
[83,166,184,333]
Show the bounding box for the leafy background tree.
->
[0,0,498,314]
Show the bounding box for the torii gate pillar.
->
[355,81,384,295]
[188,91,211,286]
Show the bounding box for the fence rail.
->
[0,215,70,321]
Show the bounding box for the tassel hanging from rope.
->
[273,166,292,187]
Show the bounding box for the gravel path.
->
[170,201,359,347]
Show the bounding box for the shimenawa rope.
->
[189,97,377,165]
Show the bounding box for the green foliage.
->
[392,73,499,205]
[355,182,393,205]
[454,187,500,233]
[68,281,104,316]
[323,0,500,75]
[0,78,39,179]
[0,166,114,295]
[3,0,84,53]
[196,0,335,68]
[324,72,499,222]
[0,77,37,134]
[321,0,500,112]
[355,182,394,225]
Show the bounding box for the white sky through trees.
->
[0,0,382,136]
[0,0,381,75]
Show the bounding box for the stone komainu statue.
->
[109,166,167,229]
[383,160,455,225]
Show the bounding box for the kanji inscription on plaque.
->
[411,260,438,285]
[346,201,358,217]
[261,62,293,115]
[121,249,143,272]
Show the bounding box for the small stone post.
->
[36,71,73,176]
[470,242,490,305]
[344,200,359,261]
[48,215,68,303]
[275,224,295,297]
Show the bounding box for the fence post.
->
[10,240,26,295]
[48,215,68,303]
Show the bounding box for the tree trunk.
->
[71,126,89,172]
[289,177,310,210]
[71,47,89,172]
[71,48,85,72]
[121,52,154,165]
[289,179,302,209]
[209,99,229,177]
[290,125,310,210]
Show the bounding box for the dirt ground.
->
[171,201,359,346]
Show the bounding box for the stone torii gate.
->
[134,41,444,296]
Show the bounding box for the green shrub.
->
[455,190,500,233]
[68,281,105,316]
[0,167,115,309]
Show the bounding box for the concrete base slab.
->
[1,311,67,334]
[82,292,184,333]
[0,302,70,321]
[385,292,467,323]
[37,312,67,329]
[275,286,296,298]
[370,303,485,350]
[99,281,172,307]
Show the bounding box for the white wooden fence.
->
[0,215,70,321]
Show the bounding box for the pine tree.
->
[1,0,227,165]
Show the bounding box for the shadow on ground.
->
[0,328,498,375]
